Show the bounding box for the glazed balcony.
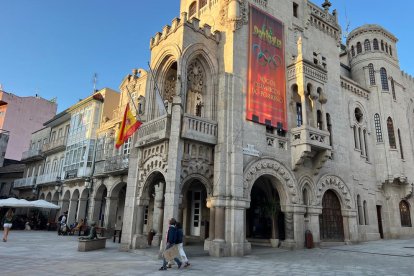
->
[136,114,171,148]
[291,125,331,173]
[181,114,218,145]
[42,136,67,154]
[21,149,44,162]
[63,167,92,182]
[13,176,37,189]
[103,155,129,175]
[36,172,62,186]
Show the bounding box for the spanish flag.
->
[115,103,142,149]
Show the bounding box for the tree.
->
[262,196,281,239]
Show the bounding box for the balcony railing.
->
[36,172,62,185]
[13,177,37,189]
[42,137,67,153]
[104,155,129,174]
[21,149,43,161]
[291,125,331,150]
[181,114,218,145]
[136,114,171,147]
[63,167,92,181]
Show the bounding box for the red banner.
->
[247,5,286,130]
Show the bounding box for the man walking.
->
[159,218,182,270]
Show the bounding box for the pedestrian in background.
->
[159,218,182,271]
[176,222,190,267]
[2,208,14,242]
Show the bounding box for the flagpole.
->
[147,62,167,113]
[125,86,140,120]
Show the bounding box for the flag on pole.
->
[115,103,142,149]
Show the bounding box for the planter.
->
[270,238,279,248]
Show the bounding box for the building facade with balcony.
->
[60,88,119,225]
[121,0,414,257]
[37,111,71,205]
[13,127,50,199]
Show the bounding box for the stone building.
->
[120,0,414,257]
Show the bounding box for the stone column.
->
[68,198,78,225]
[104,197,118,229]
[204,205,215,251]
[292,206,306,249]
[307,207,322,246]
[342,209,358,244]
[132,198,150,248]
[282,212,296,249]
[151,182,164,246]
[91,198,102,223]
[310,95,318,128]
[77,198,88,221]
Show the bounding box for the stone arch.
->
[138,154,168,194]
[46,192,52,202]
[139,170,166,199]
[348,100,369,128]
[298,175,316,206]
[315,175,353,209]
[39,193,46,200]
[243,158,298,205]
[109,181,127,198]
[80,188,89,199]
[181,173,213,197]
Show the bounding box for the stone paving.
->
[0,231,413,275]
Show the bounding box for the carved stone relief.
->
[315,175,353,209]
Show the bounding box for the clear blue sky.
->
[1,0,412,112]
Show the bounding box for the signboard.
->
[246,5,287,130]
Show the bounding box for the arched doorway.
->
[62,190,70,214]
[319,190,344,241]
[46,192,52,202]
[107,182,127,230]
[181,179,210,242]
[68,189,80,225]
[247,176,285,242]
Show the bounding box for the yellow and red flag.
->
[115,103,142,149]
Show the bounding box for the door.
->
[319,190,344,241]
[376,205,384,239]
[190,190,201,236]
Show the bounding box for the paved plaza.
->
[0,231,413,275]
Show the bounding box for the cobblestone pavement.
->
[0,231,413,276]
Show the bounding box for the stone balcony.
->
[136,114,171,148]
[42,137,67,154]
[291,125,331,174]
[103,155,129,175]
[21,149,44,162]
[36,172,62,186]
[181,114,218,145]
[13,176,37,189]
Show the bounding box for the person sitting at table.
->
[70,219,85,235]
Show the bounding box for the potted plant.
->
[263,196,281,248]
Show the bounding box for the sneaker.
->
[184,262,190,267]
[177,263,182,269]
[159,266,167,271]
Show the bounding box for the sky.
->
[1,0,413,112]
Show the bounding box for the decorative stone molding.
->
[341,76,370,100]
[287,61,328,84]
[220,0,248,32]
[306,2,340,43]
[181,159,213,196]
[315,175,353,209]
[138,144,168,189]
[243,158,298,204]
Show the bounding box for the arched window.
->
[363,129,369,160]
[356,42,362,54]
[359,127,364,155]
[374,114,384,141]
[199,0,207,8]
[387,117,396,149]
[373,39,379,50]
[357,195,364,225]
[380,68,389,91]
[368,63,376,85]
[398,129,404,159]
[385,43,388,53]
[391,78,396,100]
[389,45,393,56]
[351,46,355,57]
[317,110,323,130]
[363,200,369,225]
[364,39,371,51]
[400,200,412,227]
[381,40,384,51]
[353,126,359,149]
[189,1,197,17]
[326,113,332,146]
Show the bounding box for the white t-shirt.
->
[61,215,67,224]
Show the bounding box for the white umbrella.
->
[0,198,31,207]
[29,200,61,209]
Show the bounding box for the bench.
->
[70,225,89,236]
[78,237,108,252]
